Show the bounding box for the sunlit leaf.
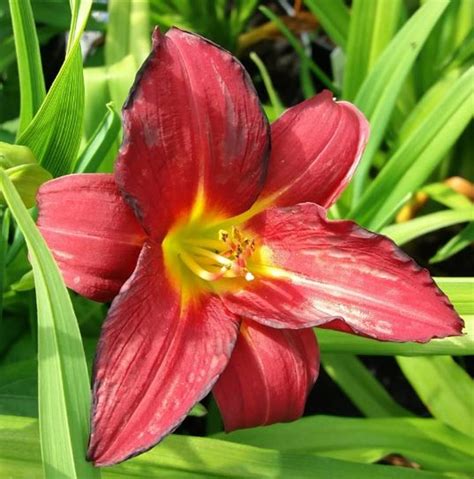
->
[0,169,98,478]
[350,67,473,229]
[8,0,45,136]
[349,0,449,200]
[0,414,464,479]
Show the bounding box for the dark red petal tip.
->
[87,243,239,466]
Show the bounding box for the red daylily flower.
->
[37,28,463,467]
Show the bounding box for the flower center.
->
[179,226,256,282]
[162,223,257,292]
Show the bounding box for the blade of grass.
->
[74,103,121,173]
[349,0,449,202]
[381,208,473,246]
[0,414,464,479]
[342,0,402,101]
[249,52,284,117]
[219,415,474,473]
[0,169,99,478]
[16,0,93,177]
[317,321,473,356]
[8,0,46,136]
[350,67,473,229]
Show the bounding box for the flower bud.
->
[0,142,52,208]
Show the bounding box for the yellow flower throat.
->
[163,219,258,294]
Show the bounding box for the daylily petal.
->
[37,174,146,302]
[116,27,270,239]
[223,203,463,342]
[213,320,318,431]
[257,91,369,209]
[88,242,239,466]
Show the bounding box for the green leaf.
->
[397,356,474,438]
[218,415,474,473]
[381,208,473,246]
[395,69,462,146]
[8,0,46,136]
[350,67,473,230]
[249,52,284,118]
[322,354,412,417]
[416,0,473,93]
[318,324,473,356]
[422,182,472,210]
[75,103,121,173]
[0,169,99,478]
[83,54,136,143]
[16,0,93,177]
[106,0,150,67]
[342,0,402,101]
[0,415,464,479]
[0,209,10,324]
[430,222,474,264]
[349,0,450,201]
[303,0,349,49]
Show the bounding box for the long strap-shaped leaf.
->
[16,0,93,177]
[0,414,463,479]
[349,0,449,201]
[0,170,99,478]
[342,0,402,101]
[350,67,473,230]
[218,415,474,473]
[382,208,474,246]
[8,0,46,137]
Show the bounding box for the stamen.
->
[179,251,226,282]
[189,246,232,267]
[178,226,257,283]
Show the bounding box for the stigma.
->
[179,226,256,283]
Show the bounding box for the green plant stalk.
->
[0,169,99,478]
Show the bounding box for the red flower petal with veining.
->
[116,28,270,239]
[37,174,146,302]
[213,320,318,431]
[223,203,463,342]
[257,91,369,209]
[87,242,239,466]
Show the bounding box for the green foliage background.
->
[0,0,472,478]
